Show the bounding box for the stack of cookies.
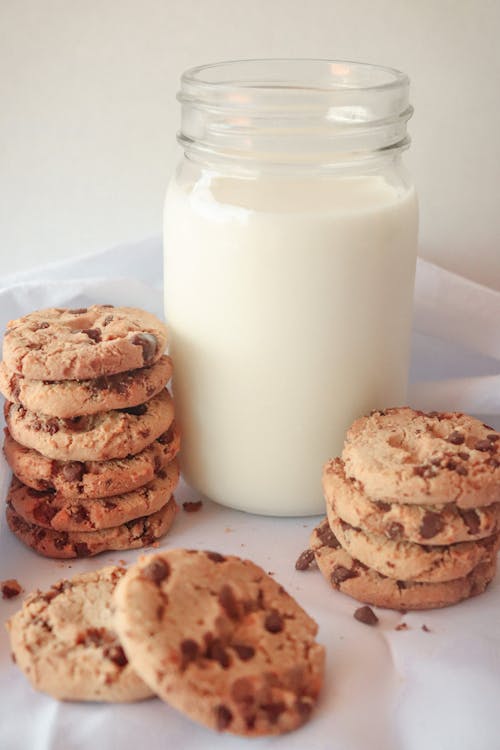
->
[310,407,500,610]
[0,305,180,558]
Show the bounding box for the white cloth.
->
[0,239,499,750]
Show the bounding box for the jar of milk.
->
[164,59,418,516]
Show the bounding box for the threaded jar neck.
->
[177,59,413,170]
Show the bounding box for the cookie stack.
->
[0,305,180,558]
[311,408,500,610]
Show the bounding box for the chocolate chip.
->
[63,416,88,433]
[386,522,404,540]
[445,459,457,470]
[262,702,286,724]
[419,511,445,539]
[68,308,87,314]
[131,333,158,364]
[206,551,226,563]
[447,430,465,445]
[413,465,437,478]
[317,524,341,548]
[182,500,203,513]
[61,462,85,482]
[121,403,147,416]
[487,434,499,442]
[79,627,105,646]
[53,532,69,550]
[44,418,60,435]
[354,605,379,625]
[208,639,231,668]
[102,315,114,326]
[396,580,407,590]
[421,624,431,632]
[395,622,409,631]
[71,505,90,524]
[232,644,255,661]
[157,425,175,444]
[264,610,284,633]
[104,645,128,667]
[215,704,233,730]
[33,502,58,526]
[33,321,50,330]
[296,698,313,717]
[488,457,500,468]
[1,580,22,599]
[455,463,468,476]
[295,548,315,570]
[82,328,101,343]
[74,542,91,557]
[141,558,170,583]
[374,500,391,512]
[218,585,240,620]
[180,639,199,668]
[331,565,359,585]
[475,439,493,452]
[459,508,481,535]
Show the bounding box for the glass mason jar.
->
[164,59,418,516]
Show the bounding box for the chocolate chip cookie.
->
[342,408,500,508]
[6,566,153,701]
[3,305,168,381]
[6,499,178,558]
[3,425,180,498]
[324,458,500,545]
[113,550,325,736]
[4,388,174,461]
[7,459,179,532]
[310,519,498,610]
[0,356,172,417]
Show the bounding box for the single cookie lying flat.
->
[8,460,179,532]
[3,305,167,380]
[6,499,178,558]
[324,458,500,545]
[4,388,174,461]
[0,356,172,417]
[329,508,499,583]
[3,425,180,498]
[113,549,325,736]
[342,408,500,508]
[310,520,497,611]
[6,566,153,701]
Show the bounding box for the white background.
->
[1,0,499,288]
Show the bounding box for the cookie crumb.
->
[353,605,379,626]
[1,579,23,600]
[183,500,203,513]
[395,622,409,631]
[421,624,431,633]
[295,549,315,571]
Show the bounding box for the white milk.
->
[164,173,418,515]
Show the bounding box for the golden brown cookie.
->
[6,566,153,701]
[310,519,498,610]
[324,458,500,545]
[113,549,325,736]
[3,425,180,498]
[4,388,174,461]
[0,356,172,417]
[3,305,168,380]
[6,499,178,558]
[329,508,499,583]
[342,408,500,508]
[7,460,179,532]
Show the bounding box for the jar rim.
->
[180,58,409,97]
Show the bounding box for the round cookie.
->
[6,499,178,559]
[4,388,174,462]
[3,425,180,499]
[324,458,500,545]
[0,356,172,418]
[3,305,168,381]
[342,408,500,508]
[329,508,499,583]
[6,566,153,701]
[113,549,325,736]
[7,461,179,532]
[310,519,498,611]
